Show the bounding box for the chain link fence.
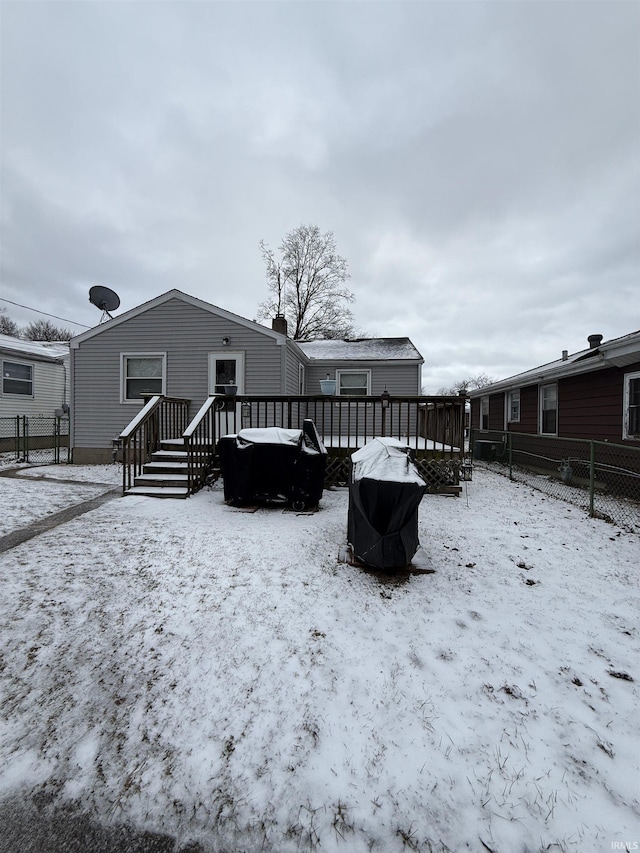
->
[470,429,640,533]
[0,416,70,465]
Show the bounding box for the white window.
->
[507,389,520,423]
[623,371,640,440]
[2,360,33,396]
[336,369,370,396]
[298,363,306,394]
[480,396,489,430]
[539,383,557,435]
[121,353,166,403]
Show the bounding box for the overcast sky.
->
[1,0,638,392]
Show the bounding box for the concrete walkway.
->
[0,467,121,554]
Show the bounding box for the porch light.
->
[222,336,230,346]
[381,389,390,408]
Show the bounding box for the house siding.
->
[306,361,421,396]
[488,394,504,431]
[0,351,69,418]
[559,362,640,443]
[511,385,539,433]
[72,297,285,457]
[284,344,306,394]
[471,361,640,444]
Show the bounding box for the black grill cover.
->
[219,419,327,509]
[348,438,426,569]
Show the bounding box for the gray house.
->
[0,334,70,418]
[70,289,424,464]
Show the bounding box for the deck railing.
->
[121,393,467,496]
[183,396,225,494]
[120,395,190,494]
[228,394,465,457]
[220,394,466,490]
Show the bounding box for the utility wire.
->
[0,297,91,329]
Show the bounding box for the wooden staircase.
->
[124,439,190,498]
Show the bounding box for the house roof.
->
[70,289,423,365]
[71,289,289,348]
[297,337,423,362]
[0,334,69,363]
[469,329,640,398]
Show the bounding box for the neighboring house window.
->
[336,369,370,396]
[539,383,557,434]
[507,389,520,423]
[121,353,166,402]
[480,396,489,430]
[298,363,306,395]
[623,371,640,439]
[2,360,33,396]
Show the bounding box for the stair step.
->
[161,439,185,449]
[152,450,188,462]
[125,486,189,499]
[135,474,189,488]
[144,462,189,474]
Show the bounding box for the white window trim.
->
[2,359,34,398]
[539,382,558,435]
[120,352,167,404]
[335,368,371,396]
[298,363,306,395]
[207,351,245,395]
[506,388,521,425]
[623,370,640,440]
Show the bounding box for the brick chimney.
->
[588,333,603,349]
[272,314,288,336]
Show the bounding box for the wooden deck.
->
[121,394,467,496]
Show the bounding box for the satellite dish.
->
[89,285,120,323]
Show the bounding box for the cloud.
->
[1,1,637,390]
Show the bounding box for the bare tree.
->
[23,319,73,342]
[0,308,21,337]
[257,224,356,340]
[436,373,495,395]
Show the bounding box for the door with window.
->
[208,352,244,435]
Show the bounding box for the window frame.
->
[623,370,640,440]
[298,363,306,395]
[2,359,34,397]
[120,352,167,404]
[480,396,489,430]
[506,388,521,424]
[539,382,558,435]
[335,369,371,397]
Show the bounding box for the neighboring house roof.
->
[0,334,69,363]
[469,329,640,398]
[71,289,291,348]
[298,337,423,362]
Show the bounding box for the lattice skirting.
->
[323,454,462,493]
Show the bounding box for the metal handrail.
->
[183,395,224,494]
[120,395,190,494]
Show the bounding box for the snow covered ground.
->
[0,464,638,852]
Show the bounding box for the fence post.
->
[23,416,29,463]
[589,441,595,518]
[55,416,60,464]
[508,431,513,480]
